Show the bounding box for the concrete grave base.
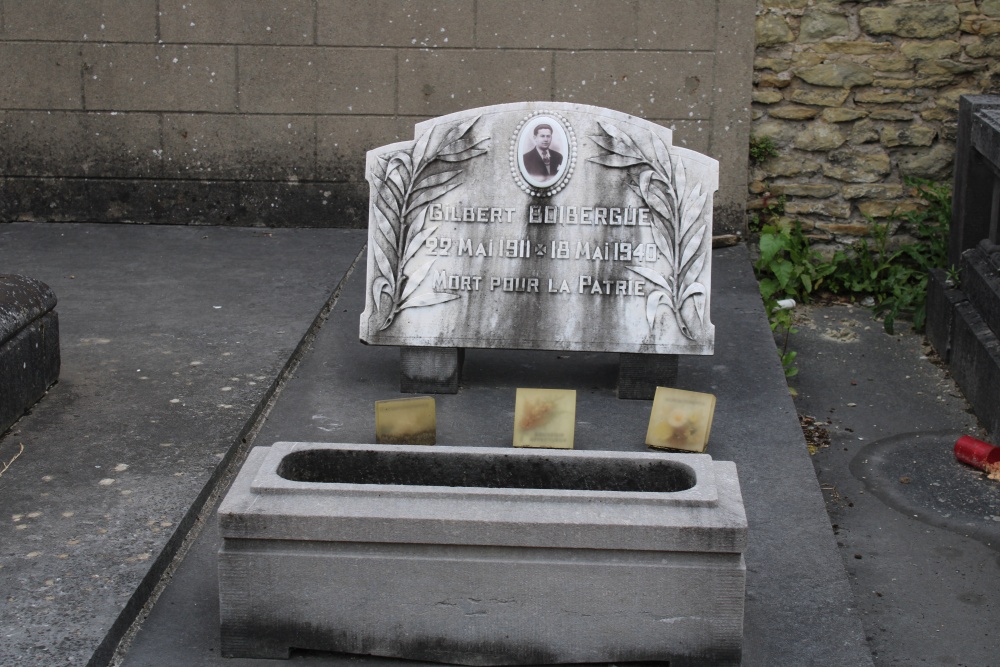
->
[0,275,60,435]
[218,442,747,666]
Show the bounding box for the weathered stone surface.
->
[848,120,880,145]
[867,55,915,73]
[789,88,851,107]
[896,142,956,179]
[761,0,808,8]
[794,123,846,151]
[984,0,1000,18]
[978,20,1000,36]
[758,72,793,88]
[842,184,906,200]
[872,77,922,90]
[800,10,850,42]
[797,62,874,88]
[762,155,822,177]
[755,57,792,72]
[756,13,795,46]
[921,107,955,122]
[815,221,873,236]
[823,148,892,182]
[923,60,988,77]
[791,52,826,67]
[753,120,799,144]
[822,108,868,123]
[768,104,821,120]
[361,103,717,358]
[857,199,926,218]
[964,35,1000,58]
[815,41,895,55]
[753,90,785,104]
[219,442,748,665]
[854,89,919,104]
[860,5,960,39]
[770,183,839,198]
[869,109,914,121]
[880,125,937,148]
[901,40,961,60]
[784,199,851,218]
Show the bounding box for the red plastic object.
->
[954,435,1000,471]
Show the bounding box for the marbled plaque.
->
[359,102,717,355]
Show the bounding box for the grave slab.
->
[119,245,875,667]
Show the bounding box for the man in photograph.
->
[522,123,563,181]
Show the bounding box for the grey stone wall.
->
[0,1,754,233]
[752,0,1000,246]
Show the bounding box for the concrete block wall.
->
[0,1,754,233]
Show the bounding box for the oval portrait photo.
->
[517,116,570,189]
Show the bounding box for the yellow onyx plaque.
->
[513,388,576,449]
[375,396,436,445]
[645,387,716,453]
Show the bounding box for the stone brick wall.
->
[752,0,998,247]
[0,1,753,232]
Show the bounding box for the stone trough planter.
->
[218,442,747,666]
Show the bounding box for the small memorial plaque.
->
[645,386,716,453]
[359,102,717,358]
[513,388,576,449]
[375,396,436,445]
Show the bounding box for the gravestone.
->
[359,102,717,399]
[0,275,60,435]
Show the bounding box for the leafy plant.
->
[754,219,833,377]
[749,134,779,165]
[824,178,951,333]
[370,116,490,331]
[588,122,710,340]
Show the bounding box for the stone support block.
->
[239,47,395,115]
[316,115,414,182]
[0,176,367,227]
[397,49,551,117]
[0,111,163,179]
[82,44,237,112]
[554,52,715,120]
[478,0,638,50]
[618,353,679,400]
[1,0,156,42]
[161,114,316,181]
[400,346,463,394]
[637,0,716,50]
[218,442,748,666]
[0,275,60,436]
[317,0,475,48]
[0,43,82,110]
[159,0,313,44]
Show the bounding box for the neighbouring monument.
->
[359,102,718,398]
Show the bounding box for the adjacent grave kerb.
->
[359,103,718,397]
